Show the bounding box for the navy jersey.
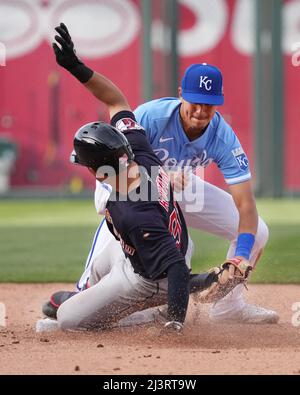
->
[105,111,189,280]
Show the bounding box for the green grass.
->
[0,199,299,283]
[0,200,99,283]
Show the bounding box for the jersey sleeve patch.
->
[231,147,249,172]
[115,118,144,132]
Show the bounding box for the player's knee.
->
[57,305,81,331]
[255,218,269,249]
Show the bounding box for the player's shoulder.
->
[134,97,180,121]
[211,111,237,145]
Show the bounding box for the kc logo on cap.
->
[199,76,213,91]
[181,63,224,106]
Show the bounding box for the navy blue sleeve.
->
[167,262,190,323]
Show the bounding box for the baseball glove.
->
[194,258,252,303]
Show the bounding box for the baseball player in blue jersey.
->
[48,23,279,326]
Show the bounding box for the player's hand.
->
[53,23,81,70]
[169,169,189,192]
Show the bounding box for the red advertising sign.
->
[0,0,299,192]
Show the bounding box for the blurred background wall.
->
[0,0,299,197]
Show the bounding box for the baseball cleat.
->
[42,291,77,319]
[209,303,279,324]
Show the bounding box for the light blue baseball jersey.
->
[134,98,251,185]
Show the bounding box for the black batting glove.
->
[53,23,81,70]
[52,23,93,83]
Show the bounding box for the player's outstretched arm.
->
[52,23,130,119]
[85,73,131,119]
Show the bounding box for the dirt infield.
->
[0,284,300,375]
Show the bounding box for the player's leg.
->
[176,174,278,324]
[118,235,195,327]
[77,219,123,290]
[57,258,168,331]
[41,219,124,320]
[58,236,195,330]
[77,180,121,290]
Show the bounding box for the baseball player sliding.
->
[41,24,254,333]
[41,25,255,331]
[43,22,279,329]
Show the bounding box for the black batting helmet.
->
[70,121,134,174]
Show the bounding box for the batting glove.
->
[53,23,80,70]
[53,23,93,83]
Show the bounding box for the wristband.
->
[69,63,94,83]
[235,233,255,260]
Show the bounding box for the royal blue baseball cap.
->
[181,63,224,105]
